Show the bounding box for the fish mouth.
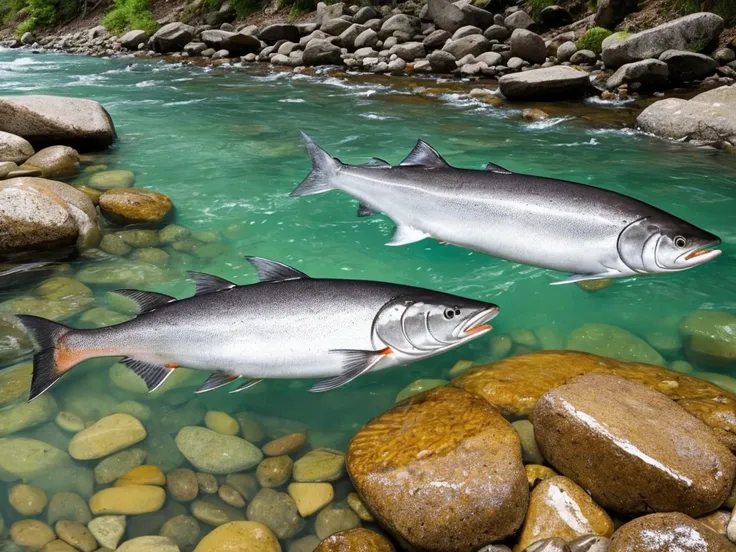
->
[680,242,722,265]
[460,306,500,338]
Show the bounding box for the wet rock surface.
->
[609,512,734,551]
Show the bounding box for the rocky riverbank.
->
[2,1,736,148]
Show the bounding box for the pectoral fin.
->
[121,357,175,392]
[309,348,391,392]
[195,371,238,393]
[386,224,429,246]
[551,272,619,286]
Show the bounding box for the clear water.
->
[1,48,736,544]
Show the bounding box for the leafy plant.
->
[10,0,79,36]
[289,0,314,17]
[15,15,35,34]
[0,0,28,24]
[576,26,613,53]
[101,0,157,34]
[230,0,260,17]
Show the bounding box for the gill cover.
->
[617,218,659,273]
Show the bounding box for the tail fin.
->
[14,315,75,401]
[291,132,341,197]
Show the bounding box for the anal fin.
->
[195,371,238,393]
[229,378,264,393]
[309,348,391,392]
[121,357,175,392]
[386,224,429,246]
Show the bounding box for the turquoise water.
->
[1,48,736,545]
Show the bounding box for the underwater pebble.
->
[88,170,135,190]
[196,472,219,495]
[246,488,305,540]
[129,247,170,267]
[293,448,345,482]
[36,277,92,299]
[448,360,474,377]
[55,411,85,433]
[526,465,558,489]
[89,485,166,515]
[117,229,160,248]
[159,224,190,244]
[233,412,265,443]
[117,536,179,552]
[88,516,126,550]
[347,492,374,522]
[566,323,664,366]
[218,484,246,508]
[9,484,47,515]
[288,482,334,517]
[159,515,200,551]
[191,497,245,526]
[289,535,321,552]
[262,432,307,456]
[11,520,56,549]
[669,360,694,373]
[205,411,240,435]
[510,328,539,349]
[193,521,280,552]
[190,230,218,243]
[176,426,263,474]
[0,437,70,480]
[112,400,152,421]
[99,233,132,256]
[395,379,448,402]
[0,393,58,437]
[167,467,199,502]
[512,420,545,464]
[315,502,361,540]
[489,335,513,360]
[94,448,147,484]
[256,455,293,488]
[42,540,77,552]
[55,520,97,552]
[314,528,395,552]
[69,413,146,460]
[224,473,259,502]
[47,492,92,524]
[115,465,166,487]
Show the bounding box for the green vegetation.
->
[2,0,79,36]
[101,0,157,33]
[529,0,554,19]
[576,26,613,53]
[666,0,736,25]
[230,0,260,17]
[289,0,314,17]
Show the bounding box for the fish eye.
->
[444,308,455,320]
[674,236,687,248]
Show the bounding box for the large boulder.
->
[606,58,669,89]
[321,18,352,36]
[504,10,535,30]
[636,85,736,147]
[609,513,734,552]
[601,12,724,68]
[119,30,149,50]
[338,24,367,50]
[347,386,528,552]
[151,22,195,53]
[99,189,173,226]
[441,34,489,59]
[533,374,736,516]
[0,131,34,164]
[594,0,637,30]
[510,29,546,64]
[354,29,379,49]
[658,49,718,82]
[427,50,457,72]
[434,0,494,33]
[21,145,79,178]
[201,30,260,55]
[499,66,591,100]
[391,41,426,62]
[303,38,343,66]
[0,96,115,152]
[258,24,299,45]
[353,6,379,24]
[427,0,452,22]
[314,1,345,25]
[379,14,418,38]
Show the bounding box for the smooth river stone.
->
[11,520,56,549]
[99,188,173,225]
[88,516,126,549]
[69,413,146,460]
[47,492,92,524]
[533,374,736,517]
[191,497,245,526]
[55,520,97,552]
[176,426,263,474]
[114,465,166,486]
[205,411,240,435]
[262,432,307,456]
[0,393,57,436]
[256,455,293,488]
[347,386,528,552]
[288,482,334,517]
[0,437,70,481]
[514,476,614,551]
[315,502,361,541]
[193,521,281,552]
[246,488,305,539]
[160,514,201,551]
[117,536,179,552]
[452,350,736,451]
[609,512,734,552]
[293,448,345,482]
[9,483,47,515]
[167,467,199,502]
[94,448,147,484]
[89,485,166,515]
[314,528,395,552]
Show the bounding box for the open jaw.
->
[461,306,500,338]
[681,243,722,265]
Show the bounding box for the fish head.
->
[618,216,721,274]
[374,293,499,356]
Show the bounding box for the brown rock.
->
[22,146,79,178]
[697,510,731,535]
[609,513,733,552]
[347,386,528,552]
[346,493,374,522]
[525,465,558,489]
[256,456,293,488]
[219,485,246,508]
[262,432,307,456]
[197,472,219,495]
[514,476,614,551]
[99,189,173,225]
[168,468,199,502]
[533,374,736,517]
[314,528,395,552]
[453,351,736,451]
[55,520,97,552]
[193,521,281,552]
[11,520,57,549]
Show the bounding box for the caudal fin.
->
[290,132,341,197]
[15,315,75,401]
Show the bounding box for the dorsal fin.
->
[111,289,176,314]
[187,271,236,296]
[245,256,309,283]
[360,158,391,168]
[486,162,513,174]
[399,140,449,168]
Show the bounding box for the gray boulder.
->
[151,22,194,53]
[602,13,724,68]
[538,5,572,29]
[354,29,379,49]
[423,29,452,50]
[714,48,735,64]
[380,14,418,38]
[605,59,669,89]
[0,131,34,164]
[556,41,577,62]
[353,6,379,24]
[570,49,596,64]
[277,41,298,55]
[442,34,489,59]
[391,41,426,61]
[510,28,546,64]
[388,58,407,74]
[476,51,502,66]
[303,38,343,65]
[435,1,494,33]
[259,24,300,45]
[183,42,207,55]
[338,23,367,49]
[120,30,149,50]
[484,25,511,42]
[499,66,592,100]
[427,0,452,22]
[594,0,637,30]
[504,10,534,30]
[322,18,352,36]
[427,50,457,72]
[637,85,736,146]
[315,1,345,25]
[201,30,261,55]
[0,95,115,152]
[452,25,482,39]
[658,49,718,82]
[21,32,34,45]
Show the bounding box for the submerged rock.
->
[499,66,591,101]
[246,488,305,539]
[0,95,115,151]
[0,438,70,481]
[347,386,528,551]
[315,502,361,540]
[566,323,665,365]
[191,497,245,526]
[69,413,147,460]
[89,485,166,515]
[22,146,79,178]
[0,130,34,164]
[0,393,57,436]
[315,528,395,552]
[88,515,126,550]
[293,448,345,482]
[533,374,736,516]
[609,512,733,551]
[117,536,179,552]
[100,188,173,225]
[680,310,736,367]
[193,521,281,552]
[9,483,47,515]
[88,169,135,190]
[175,426,263,474]
[94,448,147,484]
